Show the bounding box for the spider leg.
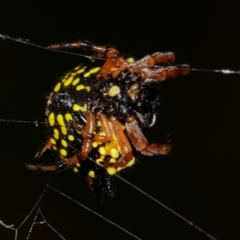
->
[129,52,176,71]
[26,140,56,171]
[127,52,190,81]
[151,52,176,65]
[141,64,190,82]
[79,111,95,159]
[26,139,81,172]
[74,111,113,158]
[125,117,172,155]
[48,40,119,59]
[98,58,129,79]
[27,155,80,172]
[48,40,131,79]
[68,112,113,160]
[102,116,134,174]
[93,112,112,142]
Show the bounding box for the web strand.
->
[26,207,66,240]
[0,220,15,230]
[0,119,45,127]
[191,68,240,74]
[117,175,218,240]
[1,183,142,240]
[47,184,142,240]
[14,185,48,240]
[1,176,218,240]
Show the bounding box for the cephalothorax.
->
[27,40,190,199]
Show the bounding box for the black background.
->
[0,2,240,240]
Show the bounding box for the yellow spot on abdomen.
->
[83,67,100,78]
[76,84,85,91]
[88,170,96,178]
[61,139,68,147]
[109,158,117,163]
[73,167,79,173]
[110,148,119,159]
[48,112,55,126]
[80,104,87,112]
[105,141,119,155]
[63,76,73,86]
[83,72,91,78]
[73,104,80,111]
[77,67,86,74]
[90,67,100,73]
[107,167,117,175]
[72,77,80,86]
[99,146,106,156]
[85,86,91,92]
[60,149,67,156]
[65,113,73,122]
[57,114,65,126]
[68,135,74,141]
[54,82,61,92]
[53,128,59,139]
[74,65,81,70]
[61,126,67,135]
[50,138,56,145]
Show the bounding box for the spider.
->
[27,40,190,200]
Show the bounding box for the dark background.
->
[0,2,240,240]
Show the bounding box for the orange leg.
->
[129,52,176,72]
[127,52,189,81]
[93,112,112,142]
[108,116,134,168]
[80,111,95,159]
[140,64,190,82]
[48,40,131,79]
[125,117,172,155]
[70,111,112,159]
[26,140,57,171]
[97,57,129,79]
[48,40,119,59]
[27,154,80,172]
[26,134,81,171]
[151,52,176,65]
